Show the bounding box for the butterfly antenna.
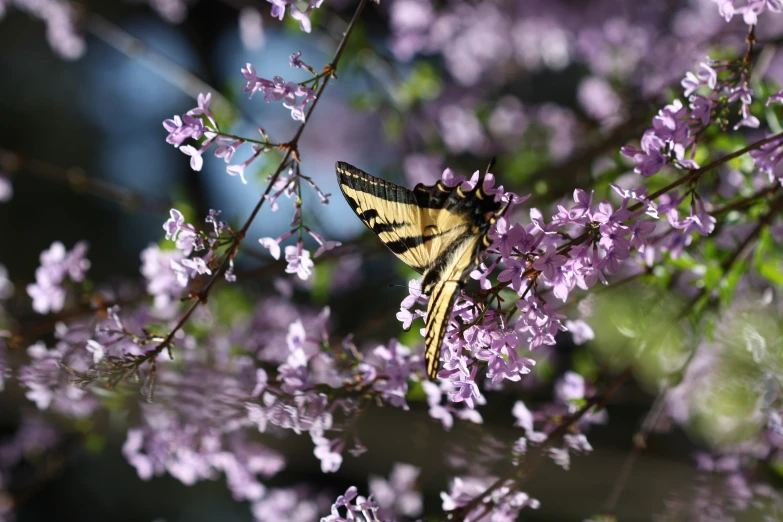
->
[477,157,496,189]
[485,157,496,177]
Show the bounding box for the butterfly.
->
[335,161,507,380]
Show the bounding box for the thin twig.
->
[0,148,172,215]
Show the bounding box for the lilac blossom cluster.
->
[321,487,380,522]
[621,57,757,178]
[266,0,325,33]
[161,207,236,284]
[512,372,606,470]
[256,166,340,281]
[241,63,317,122]
[386,0,760,170]
[26,241,90,314]
[396,167,661,403]
[0,0,85,59]
[714,0,783,25]
[440,476,540,521]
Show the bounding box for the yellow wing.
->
[423,233,482,379]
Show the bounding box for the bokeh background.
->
[1,1,783,521]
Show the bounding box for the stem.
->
[684,188,783,311]
[630,131,783,213]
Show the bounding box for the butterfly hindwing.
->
[424,280,461,378]
[336,161,504,381]
[422,230,483,379]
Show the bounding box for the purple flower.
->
[555,371,586,407]
[140,244,187,310]
[312,435,343,473]
[565,319,595,345]
[490,217,526,258]
[267,0,289,21]
[498,258,526,293]
[448,363,482,409]
[284,244,314,280]
[26,241,90,314]
[532,245,566,281]
[369,463,423,519]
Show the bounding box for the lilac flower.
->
[140,244,187,310]
[239,7,265,51]
[85,339,104,364]
[163,208,200,255]
[749,136,783,182]
[489,217,526,258]
[360,340,416,410]
[423,381,454,430]
[180,144,204,171]
[267,0,289,21]
[717,0,783,25]
[448,362,483,409]
[6,0,85,59]
[564,319,595,345]
[289,4,313,33]
[284,244,314,280]
[369,463,423,519]
[163,113,208,147]
[312,435,343,473]
[498,258,526,293]
[440,477,539,520]
[240,66,317,121]
[555,371,586,409]
[252,487,324,522]
[322,487,380,522]
[532,245,566,280]
[308,229,342,258]
[26,241,90,314]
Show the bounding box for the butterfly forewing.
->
[336,162,435,274]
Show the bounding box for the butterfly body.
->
[335,162,505,380]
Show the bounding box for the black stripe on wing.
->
[424,281,461,380]
[336,162,420,205]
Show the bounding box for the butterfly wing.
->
[422,227,484,380]
[336,162,438,274]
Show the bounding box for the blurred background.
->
[2,0,783,521]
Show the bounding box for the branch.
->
[141,0,370,365]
